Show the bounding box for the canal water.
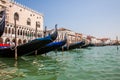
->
[0,46,120,80]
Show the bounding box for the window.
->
[17,29,19,35]
[1,0,6,4]
[36,21,40,28]
[27,18,31,25]
[5,27,7,34]
[0,10,4,18]
[20,30,22,35]
[20,9,22,11]
[8,28,11,34]
[9,5,12,7]
[12,28,14,34]
[14,12,19,21]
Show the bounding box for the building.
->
[0,0,44,45]
[45,27,83,44]
[56,28,83,44]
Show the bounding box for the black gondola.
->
[81,43,91,48]
[0,10,5,37]
[27,35,67,56]
[0,28,58,57]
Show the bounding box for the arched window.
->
[17,29,19,35]
[12,28,14,34]
[14,12,19,21]
[23,39,26,44]
[5,38,10,44]
[8,28,11,34]
[5,27,7,34]
[27,18,31,25]
[31,32,34,37]
[36,21,40,28]
[20,30,22,35]
[0,38,3,43]
[27,31,29,36]
[23,31,25,36]
[18,39,22,45]
[25,31,27,36]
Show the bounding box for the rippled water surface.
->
[0,46,120,80]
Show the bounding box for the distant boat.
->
[0,10,5,37]
[58,41,85,51]
[0,28,58,57]
[27,35,67,56]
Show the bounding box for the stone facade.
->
[0,0,44,45]
[56,28,82,44]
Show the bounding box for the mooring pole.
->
[35,22,38,55]
[43,26,47,37]
[116,36,119,50]
[67,34,69,50]
[14,15,17,60]
[44,26,47,55]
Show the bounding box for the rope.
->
[10,46,17,50]
[9,42,17,50]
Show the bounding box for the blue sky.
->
[15,0,120,39]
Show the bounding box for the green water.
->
[0,46,120,80]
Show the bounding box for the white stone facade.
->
[56,28,82,44]
[0,0,44,45]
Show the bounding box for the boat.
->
[0,43,10,49]
[58,41,85,51]
[0,28,58,57]
[0,10,5,37]
[26,35,67,56]
[81,44,90,48]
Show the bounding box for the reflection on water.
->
[0,46,120,80]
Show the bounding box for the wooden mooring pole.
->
[35,22,38,55]
[44,26,47,55]
[116,36,119,50]
[14,13,18,60]
[44,26,47,37]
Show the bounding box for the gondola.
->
[0,10,5,37]
[81,43,91,48]
[26,35,67,56]
[58,41,85,51]
[0,28,58,57]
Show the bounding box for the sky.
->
[15,0,120,40]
